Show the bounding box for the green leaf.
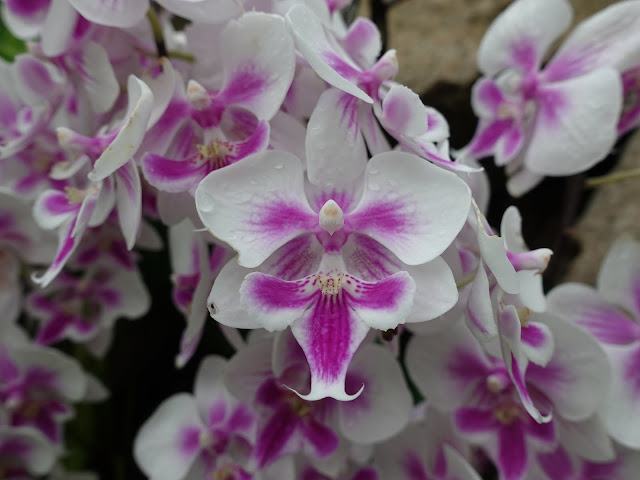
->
[0,21,26,61]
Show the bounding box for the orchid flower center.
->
[64,186,90,205]
[516,307,531,327]
[315,273,344,295]
[494,403,523,425]
[318,199,344,236]
[285,391,312,417]
[197,141,236,170]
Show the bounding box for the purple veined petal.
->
[341,17,381,70]
[195,150,317,268]
[0,426,57,476]
[520,321,554,368]
[545,1,640,82]
[477,0,572,75]
[467,118,518,161]
[524,68,622,176]
[600,343,640,449]
[498,304,550,425]
[75,42,119,114]
[141,153,209,194]
[347,151,471,266]
[156,0,242,23]
[32,189,79,230]
[31,191,98,287]
[66,0,149,27]
[547,283,640,346]
[290,293,369,401]
[345,271,415,331]
[13,54,65,106]
[88,76,154,182]
[35,313,80,346]
[286,4,372,104]
[471,77,507,118]
[466,264,498,342]
[306,88,368,187]
[299,418,340,459]
[239,272,317,332]
[379,84,427,138]
[496,422,528,480]
[252,406,302,468]
[495,124,524,166]
[454,407,497,438]
[338,344,412,444]
[1,0,50,39]
[133,393,205,480]
[225,118,270,163]
[217,12,295,120]
[597,235,640,323]
[406,319,493,411]
[526,314,611,422]
[115,161,142,250]
[40,0,78,57]
[536,446,576,480]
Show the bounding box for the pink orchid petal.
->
[546,1,640,81]
[477,0,572,75]
[218,12,295,120]
[342,17,381,69]
[196,150,317,268]
[380,85,428,138]
[347,152,471,266]
[285,4,372,103]
[67,0,149,27]
[525,68,621,176]
[497,423,528,480]
[306,88,368,187]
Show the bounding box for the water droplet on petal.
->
[198,192,216,212]
[273,163,284,170]
[368,183,380,192]
[369,168,379,175]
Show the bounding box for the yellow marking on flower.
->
[494,404,522,425]
[64,186,88,205]
[196,140,237,170]
[516,307,531,327]
[315,273,344,295]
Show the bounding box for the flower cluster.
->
[1,0,640,478]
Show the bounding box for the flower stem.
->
[146,7,167,57]
[585,168,640,188]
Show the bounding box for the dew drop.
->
[197,192,217,212]
[273,163,284,170]
[369,168,379,175]
[368,183,380,192]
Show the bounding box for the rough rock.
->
[563,130,640,285]
[358,0,621,95]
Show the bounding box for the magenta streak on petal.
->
[498,126,524,163]
[313,189,356,213]
[0,436,29,459]
[301,292,352,383]
[384,95,412,133]
[6,0,49,16]
[245,274,315,312]
[141,153,208,193]
[253,406,299,468]
[336,92,361,139]
[348,273,410,312]
[618,67,640,135]
[321,52,361,82]
[348,197,417,241]
[53,220,78,270]
[508,352,539,419]
[509,39,538,73]
[624,344,640,401]
[454,407,496,434]
[476,79,505,115]
[246,198,316,238]
[467,302,491,336]
[299,417,339,458]
[447,351,491,388]
[229,120,269,161]
[521,324,547,348]
[208,400,227,425]
[536,87,567,128]
[17,58,57,98]
[468,119,514,156]
[576,305,639,346]
[524,413,555,444]
[582,457,619,479]
[346,234,400,281]
[44,192,78,215]
[537,447,574,480]
[36,313,75,345]
[498,423,527,480]
[351,467,380,480]
[268,235,320,281]
[402,451,430,480]
[227,405,253,432]
[179,426,202,457]
[221,66,267,108]
[0,348,19,382]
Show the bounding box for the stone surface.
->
[563,130,640,285]
[359,0,620,95]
